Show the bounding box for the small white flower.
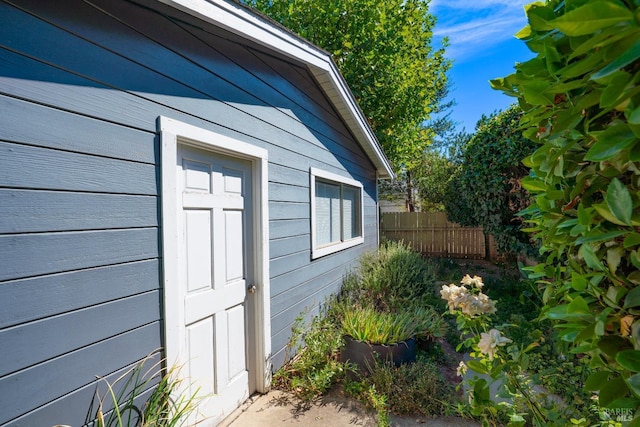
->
[477,329,512,360]
[456,361,467,377]
[461,274,484,289]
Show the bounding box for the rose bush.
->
[442,275,558,426]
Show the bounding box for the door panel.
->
[187,317,216,396]
[225,211,244,282]
[185,210,213,293]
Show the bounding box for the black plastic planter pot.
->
[341,335,416,375]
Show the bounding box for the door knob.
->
[248,285,257,294]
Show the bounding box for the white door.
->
[176,144,254,425]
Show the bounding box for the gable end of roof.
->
[156,0,394,179]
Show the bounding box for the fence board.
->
[380,212,495,259]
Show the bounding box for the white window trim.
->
[310,167,364,259]
[158,116,271,393]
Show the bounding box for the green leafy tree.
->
[415,150,456,212]
[492,0,640,418]
[444,106,538,257]
[246,0,451,176]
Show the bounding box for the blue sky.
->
[430,0,534,133]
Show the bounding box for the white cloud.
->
[430,0,530,62]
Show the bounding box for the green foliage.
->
[437,264,599,425]
[339,304,443,345]
[491,0,640,418]
[346,353,456,418]
[343,381,391,427]
[246,0,451,173]
[340,240,440,311]
[415,149,459,212]
[273,305,349,401]
[92,353,200,427]
[444,105,539,257]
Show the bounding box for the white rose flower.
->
[441,284,469,313]
[461,274,484,289]
[460,295,486,317]
[477,329,512,360]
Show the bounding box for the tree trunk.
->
[406,171,415,212]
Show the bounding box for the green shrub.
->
[273,305,348,401]
[444,106,539,258]
[341,241,438,311]
[347,353,456,417]
[492,0,640,416]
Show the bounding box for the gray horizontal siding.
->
[270,251,310,278]
[0,323,161,426]
[0,228,158,282]
[269,218,310,241]
[0,0,382,422]
[270,243,374,300]
[268,182,308,203]
[0,259,160,329]
[0,189,157,233]
[7,354,161,427]
[0,291,160,377]
[0,94,157,163]
[269,201,308,221]
[271,268,346,330]
[269,235,309,259]
[0,141,157,195]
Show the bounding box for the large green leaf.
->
[606,178,633,226]
[527,4,556,32]
[599,376,629,407]
[592,38,640,80]
[551,1,633,36]
[599,335,634,358]
[521,176,548,192]
[586,123,637,161]
[521,81,554,105]
[629,105,640,125]
[594,203,633,226]
[599,72,632,107]
[575,230,626,244]
[627,373,640,398]
[624,287,640,308]
[585,370,610,391]
[466,359,489,375]
[571,272,587,291]
[579,244,606,271]
[546,297,595,322]
[624,233,640,248]
[617,350,640,372]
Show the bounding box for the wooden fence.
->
[380,212,496,259]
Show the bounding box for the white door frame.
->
[158,116,271,394]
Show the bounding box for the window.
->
[310,168,364,258]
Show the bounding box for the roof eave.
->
[156,0,394,179]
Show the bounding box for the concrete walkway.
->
[220,389,480,427]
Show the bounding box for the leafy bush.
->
[491,0,640,416]
[340,240,439,311]
[273,305,348,401]
[445,106,538,258]
[346,353,456,417]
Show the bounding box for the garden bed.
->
[273,246,595,426]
